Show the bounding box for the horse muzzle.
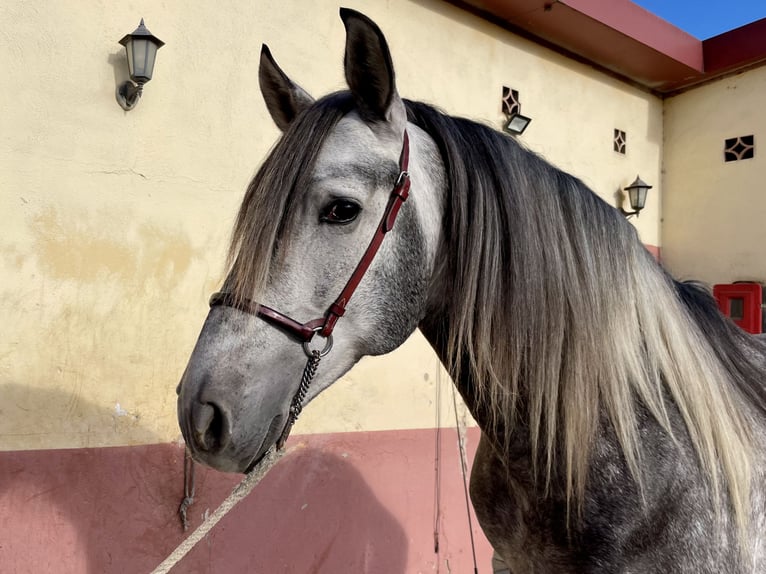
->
[177,382,286,473]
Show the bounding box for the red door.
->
[713,283,762,334]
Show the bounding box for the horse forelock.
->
[405,100,764,548]
[226,92,355,306]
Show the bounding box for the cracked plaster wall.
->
[662,66,766,284]
[0,0,662,450]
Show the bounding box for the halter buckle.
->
[395,170,410,190]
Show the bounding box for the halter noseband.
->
[208,130,411,450]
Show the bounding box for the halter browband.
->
[209,130,411,349]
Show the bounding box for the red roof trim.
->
[562,0,703,71]
[704,18,766,76]
[451,0,766,94]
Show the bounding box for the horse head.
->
[177,9,444,472]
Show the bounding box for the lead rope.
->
[157,353,321,573]
[152,448,286,574]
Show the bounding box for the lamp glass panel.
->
[143,42,158,81]
[125,39,135,78]
[131,39,149,80]
[635,186,648,210]
[129,40,158,83]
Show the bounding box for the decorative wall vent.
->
[614,129,626,154]
[502,87,520,116]
[501,86,532,135]
[724,135,754,162]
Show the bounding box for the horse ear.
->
[340,8,404,128]
[258,44,315,132]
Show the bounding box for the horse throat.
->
[419,314,502,440]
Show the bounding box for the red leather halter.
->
[209,130,411,353]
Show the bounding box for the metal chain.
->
[291,350,321,421]
[277,350,321,449]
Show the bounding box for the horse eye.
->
[320,199,361,224]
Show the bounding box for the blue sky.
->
[631,1,765,39]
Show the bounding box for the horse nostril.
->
[192,401,231,453]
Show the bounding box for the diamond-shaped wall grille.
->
[724,135,755,162]
[502,87,520,117]
[614,129,626,154]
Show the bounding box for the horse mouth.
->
[243,414,285,473]
[181,412,286,474]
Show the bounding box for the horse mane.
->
[228,92,766,540]
[675,281,766,412]
[405,100,766,536]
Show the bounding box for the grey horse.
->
[177,8,766,572]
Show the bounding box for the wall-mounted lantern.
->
[501,86,532,136]
[620,175,652,218]
[116,19,165,111]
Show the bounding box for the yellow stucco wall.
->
[662,65,766,285]
[0,0,663,450]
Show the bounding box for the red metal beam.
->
[704,18,766,75]
[450,0,766,94]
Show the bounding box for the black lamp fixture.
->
[501,87,532,136]
[620,175,652,218]
[116,19,165,111]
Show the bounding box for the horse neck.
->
[419,314,500,437]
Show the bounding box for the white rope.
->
[150,447,288,574]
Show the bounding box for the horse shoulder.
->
[470,433,577,574]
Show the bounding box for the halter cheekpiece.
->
[209,129,411,449]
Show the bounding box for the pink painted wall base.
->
[0,428,492,573]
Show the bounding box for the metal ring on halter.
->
[302,327,333,358]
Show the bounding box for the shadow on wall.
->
[0,384,408,573]
[107,50,131,112]
[176,446,410,573]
